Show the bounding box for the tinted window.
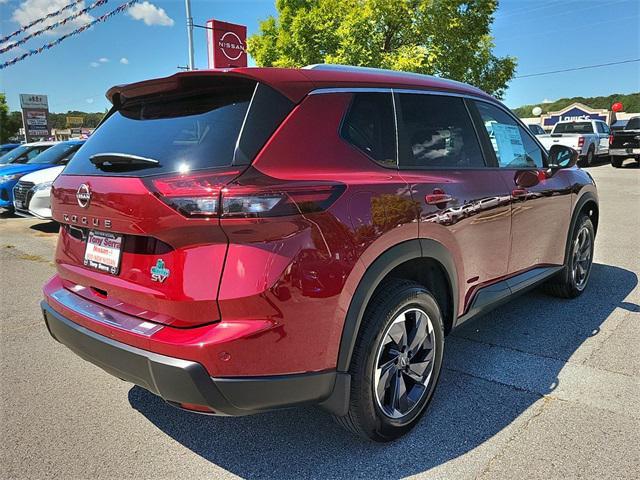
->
[528,124,544,135]
[554,122,593,134]
[397,94,483,168]
[0,145,51,164]
[341,93,396,167]
[626,117,640,130]
[475,101,544,168]
[64,80,256,176]
[600,122,610,134]
[27,142,83,164]
[595,122,604,133]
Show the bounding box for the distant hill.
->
[513,93,640,117]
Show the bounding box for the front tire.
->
[334,279,445,442]
[543,214,595,298]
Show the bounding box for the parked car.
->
[41,65,598,442]
[527,124,546,136]
[0,140,83,212]
[0,143,21,156]
[13,165,65,219]
[609,116,640,167]
[538,119,610,166]
[0,141,55,166]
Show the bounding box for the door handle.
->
[425,189,454,205]
[512,188,528,199]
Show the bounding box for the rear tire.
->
[580,147,594,167]
[611,156,623,168]
[543,214,595,298]
[334,279,444,442]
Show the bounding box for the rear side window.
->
[554,122,593,134]
[397,93,484,168]
[625,117,640,130]
[64,79,293,177]
[341,93,396,167]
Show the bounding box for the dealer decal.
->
[150,259,170,283]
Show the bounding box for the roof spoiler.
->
[105,68,311,106]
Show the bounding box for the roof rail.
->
[303,63,476,91]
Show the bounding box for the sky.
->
[0,0,638,113]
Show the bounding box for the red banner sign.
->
[206,19,247,69]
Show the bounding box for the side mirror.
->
[548,145,578,169]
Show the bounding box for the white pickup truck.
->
[538,119,610,167]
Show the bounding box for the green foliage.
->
[0,94,22,143]
[248,0,517,98]
[48,111,106,129]
[513,92,640,117]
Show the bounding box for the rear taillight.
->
[147,170,345,218]
[609,134,614,146]
[148,170,240,217]
[577,137,585,148]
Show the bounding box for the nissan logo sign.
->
[76,184,91,208]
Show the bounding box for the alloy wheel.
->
[572,225,592,290]
[373,308,436,419]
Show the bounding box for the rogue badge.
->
[150,259,170,283]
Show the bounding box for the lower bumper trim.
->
[42,301,339,415]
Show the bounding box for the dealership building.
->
[520,102,636,131]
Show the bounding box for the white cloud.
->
[89,61,100,68]
[12,0,95,36]
[119,57,129,64]
[98,57,109,63]
[127,1,174,27]
[542,98,554,104]
[86,98,94,104]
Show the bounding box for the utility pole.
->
[184,0,195,70]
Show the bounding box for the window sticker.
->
[491,123,526,166]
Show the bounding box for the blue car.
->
[0,141,55,166]
[0,140,85,211]
[0,143,21,156]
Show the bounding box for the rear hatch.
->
[51,74,295,327]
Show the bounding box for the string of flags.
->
[0,0,85,44]
[0,0,138,70]
[0,0,110,55]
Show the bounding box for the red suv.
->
[42,65,598,441]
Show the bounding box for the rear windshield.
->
[63,78,293,177]
[625,117,640,130]
[27,142,83,164]
[553,122,593,134]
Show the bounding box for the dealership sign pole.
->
[19,94,50,142]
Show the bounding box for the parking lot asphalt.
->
[1,158,639,480]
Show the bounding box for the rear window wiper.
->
[89,153,161,170]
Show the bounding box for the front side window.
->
[474,101,544,168]
[341,92,396,167]
[397,94,484,168]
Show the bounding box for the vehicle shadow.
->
[29,221,59,234]
[128,263,637,479]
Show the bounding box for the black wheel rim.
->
[571,225,592,290]
[373,308,436,419]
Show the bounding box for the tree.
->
[248,0,517,98]
[0,94,22,143]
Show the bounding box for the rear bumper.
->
[42,301,341,416]
[610,148,640,156]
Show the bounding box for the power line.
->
[515,59,640,79]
